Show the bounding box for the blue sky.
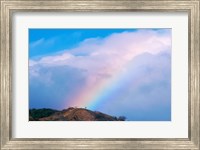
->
[29,29,171,121]
[29,29,136,58]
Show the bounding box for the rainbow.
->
[64,49,167,110]
[64,58,138,111]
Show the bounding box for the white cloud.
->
[97,51,171,120]
[30,29,171,75]
[30,37,57,50]
[30,38,45,48]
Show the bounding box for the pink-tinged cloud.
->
[30,29,171,76]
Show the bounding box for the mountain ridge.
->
[29,107,126,121]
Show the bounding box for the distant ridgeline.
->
[29,107,126,121]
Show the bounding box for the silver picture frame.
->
[0,0,199,149]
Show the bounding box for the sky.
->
[29,29,171,121]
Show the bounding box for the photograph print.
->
[29,29,171,121]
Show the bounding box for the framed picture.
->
[0,0,199,149]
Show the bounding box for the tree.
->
[118,116,126,121]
